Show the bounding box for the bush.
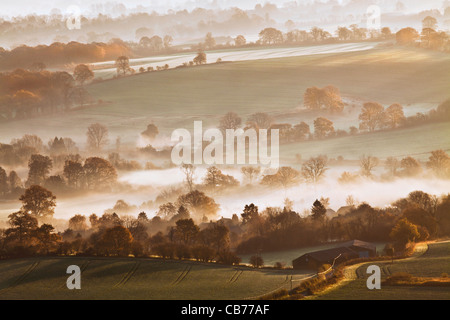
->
[217,250,241,265]
[191,245,215,262]
[175,244,191,260]
[249,255,264,268]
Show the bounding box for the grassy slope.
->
[281,121,450,162]
[0,257,308,300]
[313,241,450,300]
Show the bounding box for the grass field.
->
[312,241,450,300]
[0,257,310,300]
[281,121,450,162]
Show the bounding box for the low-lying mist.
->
[4,166,443,224]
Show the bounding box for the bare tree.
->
[219,112,242,132]
[385,157,400,177]
[301,156,328,184]
[360,155,379,177]
[181,164,196,192]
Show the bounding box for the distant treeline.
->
[0,41,131,71]
[0,183,449,267]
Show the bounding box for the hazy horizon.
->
[0,0,447,18]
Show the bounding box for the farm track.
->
[308,242,434,299]
[228,270,244,284]
[171,265,192,286]
[0,260,40,296]
[114,262,141,288]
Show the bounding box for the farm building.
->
[292,240,377,270]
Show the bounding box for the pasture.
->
[0,257,310,300]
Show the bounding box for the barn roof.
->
[341,240,376,252]
[293,246,357,264]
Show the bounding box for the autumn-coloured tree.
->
[204,32,216,49]
[390,218,420,247]
[385,157,400,177]
[26,154,52,187]
[163,35,173,49]
[19,185,56,219]
[235,35,246,46]
[101,226,133,256]
[422,16,438,30]
[193,51,207,65]
[115,56,130,76]
[304,86,344,113]
[177,190,220,221]
[0,166,8,195]
[400,156,422,176]
[314,117,334,139]
[249,255,264,268]
[174,218,199,245]
[359,102,386,132]
[337,27,352,40]
[141,123,159,140]
[83,157,117,190]
[63,160,84,189]
[381,27,392,39]
[385,103,406,128]
[261,166,300,189]
[311,199,327,221]
[8,171,22,192]
[259,28,283,44]
[4,211,38,246]
[34,224,60,254]
[73,64,94,86]
[219,112,242,132]
[203,166,239,190]
[246,112,274,130]
[426,150,450,177]
[396,27,419,45]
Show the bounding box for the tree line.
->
[1,182,449,269]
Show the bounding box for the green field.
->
[0,257,310,300]
[281,121,450,162]
[0,45,449,162]
[313,241,450,300]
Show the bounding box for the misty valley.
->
[0,0,449,302]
